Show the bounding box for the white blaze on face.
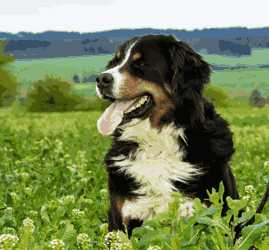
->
[102,41,137,98]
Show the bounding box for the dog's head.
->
[96,35,210,136]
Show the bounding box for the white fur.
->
[111,119,200,221]
[95,85,103,98]
[102,42,136,98]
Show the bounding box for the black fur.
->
[99,35,239,236]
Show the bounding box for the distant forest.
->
[1,27,269,59]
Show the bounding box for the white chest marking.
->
[112,119,200,221]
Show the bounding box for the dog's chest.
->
[112,119,198,221]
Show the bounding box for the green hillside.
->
[212,68,269,96]
[8,48,269,97]
[9,54,112,84]
[204,48,269,66]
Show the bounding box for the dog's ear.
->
[169,39,211,126]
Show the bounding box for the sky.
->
[0,0,268,33]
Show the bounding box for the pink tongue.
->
[97,99,137,136]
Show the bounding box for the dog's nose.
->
[96,73,114,88]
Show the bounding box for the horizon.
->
[1,26,269,35]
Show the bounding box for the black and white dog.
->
[96,35,239,236]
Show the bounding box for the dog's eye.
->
[132,60,146,68]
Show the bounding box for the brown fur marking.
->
[132,52,142,61]
[118,71,175,128]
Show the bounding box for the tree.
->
[0,41,19,106]
[25,76,83,112]
[204,85,230,107]
[72,74,80,83]
[249,89,266,107]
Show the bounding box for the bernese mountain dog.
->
[96,35,239,237]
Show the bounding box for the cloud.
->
[1,0,117,14]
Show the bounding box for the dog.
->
[96,35,239,237]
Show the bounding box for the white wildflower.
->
[244,185,255,194]
[22,217,35,233]
[0,234,19,249]
[49,239,65,250]
[179,201,195,218]
[77,233,91,249]
[147,246,162,250]
[242,195,251,201]
[61,195,75,206]
[104,231,132,250]
[72,209,85,219]
[29,210,38,219]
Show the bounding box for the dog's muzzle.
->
[96,73,114,98]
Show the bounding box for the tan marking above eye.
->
[132,52,142,61]
[116,51,121,59]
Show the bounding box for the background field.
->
[212,68,269,96]
[203,48,269,66]
[8,48,269,97]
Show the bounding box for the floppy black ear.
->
[169,40,211,127]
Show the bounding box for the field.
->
[1,47,269,249]
[212,68,269,96]
[8,49,269,97]
[203,48,269,66]
[9,55,111,84]
[0,103,269,249]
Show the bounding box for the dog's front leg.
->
[108,195,143,238]
[125,218,143,238]
[108,196,125,232]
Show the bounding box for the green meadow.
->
[1,48,269,249]
[0,103,269,249]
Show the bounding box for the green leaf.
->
[235,220,269,250]
[40,205,50,224]
[61,220,77,244]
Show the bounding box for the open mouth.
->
[123,94,152,118]
[97,94,153,136]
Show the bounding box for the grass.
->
[0,102,269,249]
[0,110,110,249]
